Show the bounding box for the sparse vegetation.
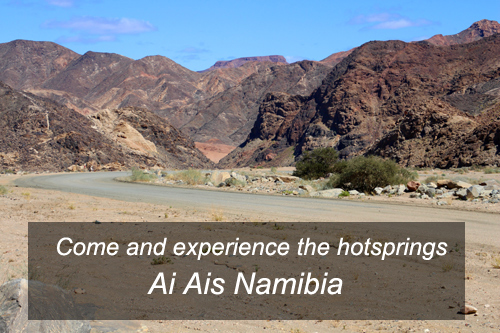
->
[0,185,7,195]
[210,208,224,221]
[327,156,416,193]
[130,167,157,182]
[167,168,207,185]
[442,262,454,272]
[270,166,277,173]
[492,256,500,269]
[21,192,31,200]
[293,147,339,180]
[485,167,500,174]
[151,256,173,265]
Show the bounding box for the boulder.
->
[428,182,438,189]
[466,185,484,200]
[0,279,91,332]
[210,171,231,185]
[407,181,420,192]
[437,179,451,188]
[374,187,384,195]
[230,172,247,183]
[382,185,392,193]
[456,188,468,199]
[299,185,315,193]
[426,188,436,198]
[418,184,429,194]
[315,188,343,198]
[349,190,360,195]
[278,175,299,183]
[395,185,406,195]
[449,181,473,189]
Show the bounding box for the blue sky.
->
[2,0,500,71]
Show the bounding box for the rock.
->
[466,185,484,199]
[481,190,492,197]
[489,199,500,204]
[396,185,406,195]
[0,279,91,332]
[421,194,430,200]
[382,185,392,193]
[437,201,448,206]
[485,185,500,191]
[407,181,421,192]
[279,175,300,183]
[210,171,231,185]
[349,190,360,195]
[437,179,451,188]
[299,185,315,193]
[428,182,438,189]
[315,188,344,198]
[230,172,247,183]
[448,181,473,189]
[374,187,384,195]
[410,193,421,198]
[426,188,436,198]
[456,188,468,199]
[418,184,429,194]
[67,165,79,172]
[206,181,214,187]
[460,304,478,314]
[73,288,86,295]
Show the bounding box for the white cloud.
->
[46,0,74,7]
[350,13,433,30]
[43,16,157,35]
[56,35,116,43]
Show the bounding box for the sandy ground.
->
[195,141,236,163]
[1,173,499,332]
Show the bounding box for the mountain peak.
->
[200,55,288,72]
[426,19,500,46]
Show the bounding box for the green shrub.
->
[0,185,7,195]
[129,167,157,182]
[270,166,277,173]
[293,147,339,180]
[327,156,416,193]
[339,190,350,197]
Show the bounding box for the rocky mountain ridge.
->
[0,82,212,171]
[219,33,500,168]
[200,55,288,72]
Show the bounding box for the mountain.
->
[0,40,79,90]
[200,55,288,72]
[169,60,332,146]
[0,82,213,171]
[219,34,500,168]
[320,19,500,67]
[425,19,500,46]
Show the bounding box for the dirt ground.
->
[1,173,499,332]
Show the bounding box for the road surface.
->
[14,172,499,245]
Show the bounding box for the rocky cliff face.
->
[219,34,500,168]
[171,60,332,146]
[0,82,213,171]
[200,55,288,72]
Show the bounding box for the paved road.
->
[14,172,500,245]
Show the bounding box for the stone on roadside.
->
[437,201,448,206]
[374,187,384,195]
[396,184,406,195]
[210,171,231,185]
[466,185,484,200]
[456,188,468,199]
[459,304,477,315]
[421,194,430,200]
[230,172,247,183]
[407,181,421,192]
[426,188,436,198]
[418,184,429,193]
[382,185,392,193]
[410,193,420,199]
[349,190,360,195]
[449,181,473,189]
[299,185,315,193]
[428,182,438,189]
[279,175,299,183]
[437,179,451,188]
[316,188,344,198]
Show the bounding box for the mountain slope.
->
[219,34,500,168]
[0,82,213,171]
[169,60,332,146]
